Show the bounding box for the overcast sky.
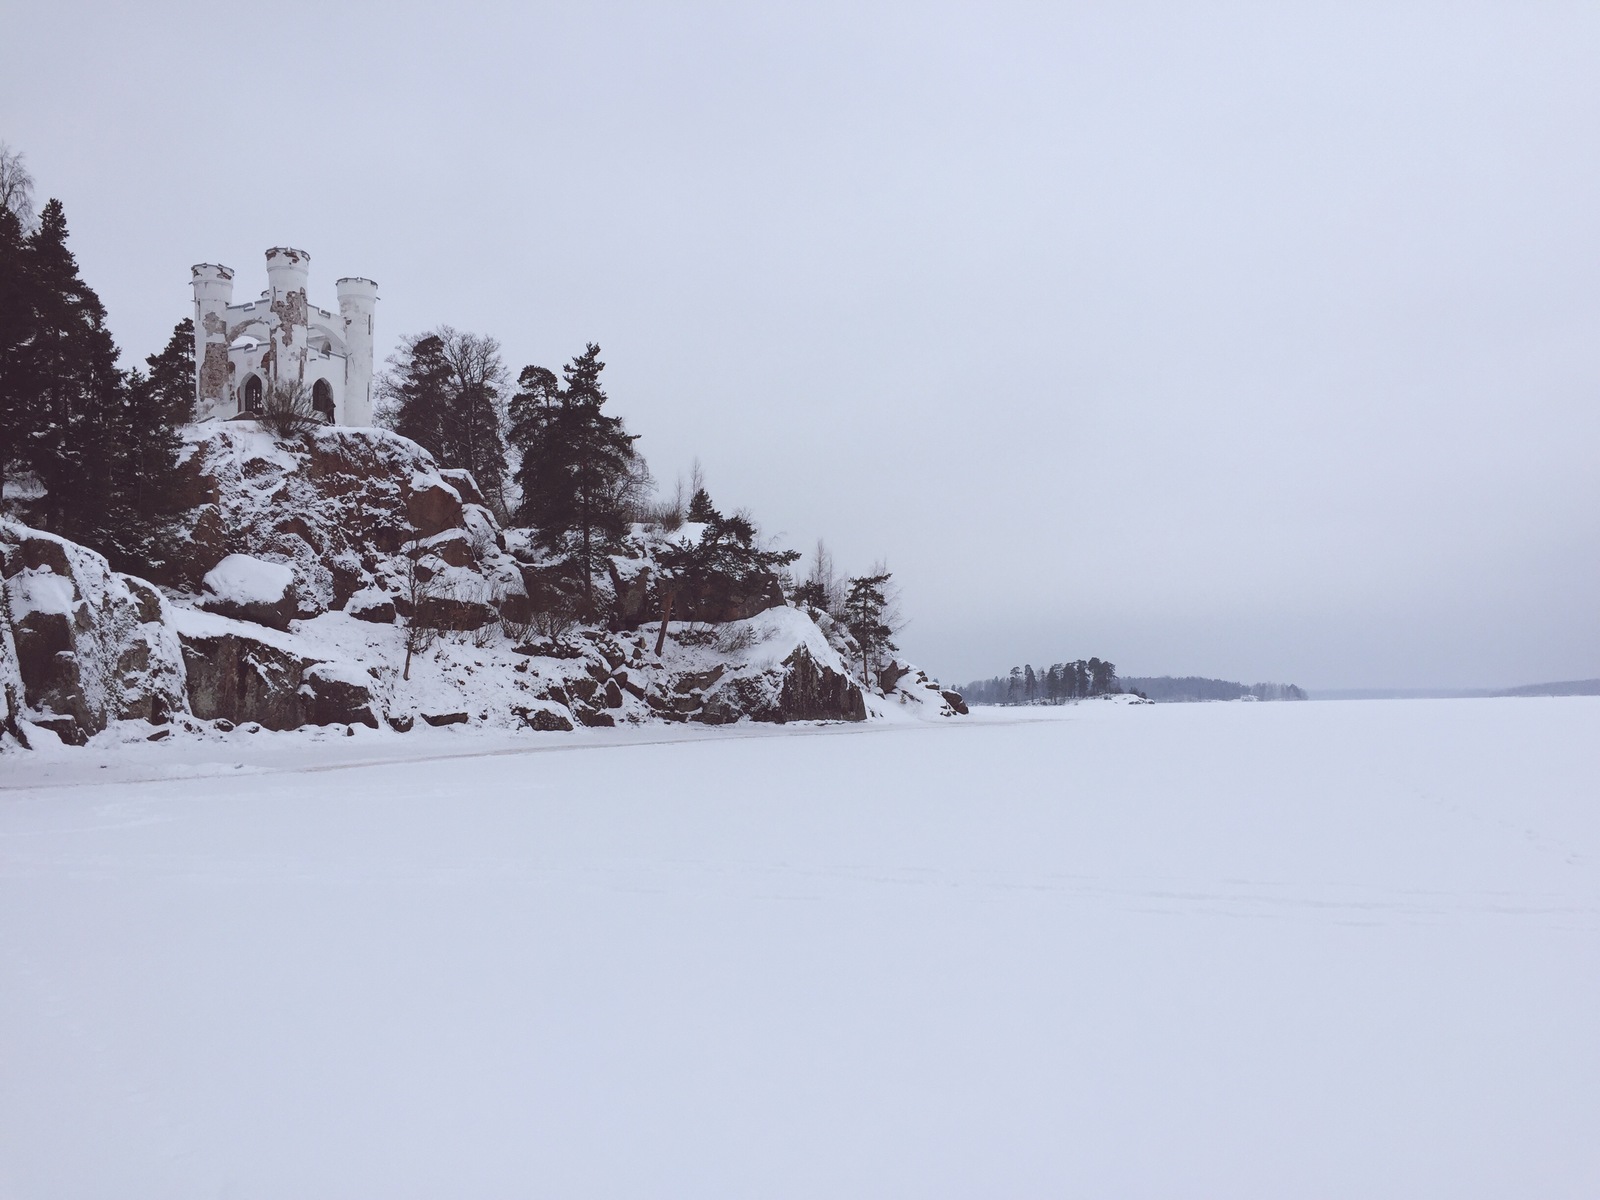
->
[4,1,1596,689]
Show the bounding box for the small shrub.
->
[259,381,324,438]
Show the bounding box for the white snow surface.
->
[3,569,75,620]
[200,554,295,606]
[1,698,1596,1197]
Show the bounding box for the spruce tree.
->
[22,199,124,541]
[687,486,717,523]
[120,320,193,525]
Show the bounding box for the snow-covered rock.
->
[4,423,958,748]
[169,423,522,626]
[1,521,188,745]
[200,554,298,629]
[878,660,968,718]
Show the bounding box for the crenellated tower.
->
[189,263,235,410]
[263,247,312,393]
[336,277,379,425]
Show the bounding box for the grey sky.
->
[5,1,1596,689]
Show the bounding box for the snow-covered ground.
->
[2,698,1596,1198]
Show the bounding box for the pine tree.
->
[843,572,897,689]
[0,202,36,497]
[507,363,567,531]
[22,199,125,541]
[119,320,193,527]
[687,486,717,523]
[97,324,192,572]
[144,318,194,429]
[507,344,639,613]
[387,334,454,463]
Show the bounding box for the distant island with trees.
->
[958,663,1306,705]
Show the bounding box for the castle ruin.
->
[190,248,377,425]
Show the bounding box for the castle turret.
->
[336,276,379,426]
[264,247,311,392]
[190,263,235,410]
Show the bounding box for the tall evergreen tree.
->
[386,333,453,462]
[93,321,194,571]
[380,328,509,509]
[21,199,124,540]
[0,202,35,496]
[121,319,193,520]
[687,486,717,523]
[508,344,639,613]
[843,571,897,689]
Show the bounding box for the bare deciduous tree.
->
[0,142,35,230]
[399,548,442,681]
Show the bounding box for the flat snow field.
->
[2,699,1597,1199]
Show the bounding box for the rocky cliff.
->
[2,423,960,750]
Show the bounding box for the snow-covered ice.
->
[1,698,1596,1197]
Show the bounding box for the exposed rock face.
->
[407,482,463,540]
[179,628,315,730]
[170,425,527,632]
[773,646,869,722]
[1,522,188,744]
[3,429,958,748]
[670,608,870,725]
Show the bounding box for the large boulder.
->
[406,479,463,539]
[300,662,380,729]
[0,522,189,743]
[198,554,299,630]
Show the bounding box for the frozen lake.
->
[2,698,1596,1198]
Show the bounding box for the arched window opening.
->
[312,379,335,423]
[241,374,264,414]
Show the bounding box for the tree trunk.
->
[580,490,594,612]
[654,590,675,656]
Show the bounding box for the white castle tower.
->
[189,248,378,425]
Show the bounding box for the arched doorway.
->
[241,374,264,414]
[312,378,335,423]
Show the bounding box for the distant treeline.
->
[1121,677,1307,702]
[959,660,1120,705]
